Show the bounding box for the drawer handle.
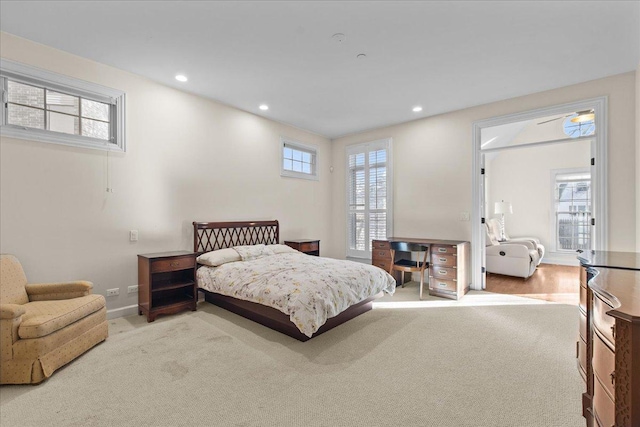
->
[438,270,447,275]
[610,371,615,385]
[611,325,616,339]
[439,258,447,263]
[170,262,180,267]
[438,248,447,253]
[379,252,387,256]
[438,282,447,287]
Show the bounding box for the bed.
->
[193,220,396,341]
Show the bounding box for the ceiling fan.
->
[537,109,595,125]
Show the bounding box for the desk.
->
[372,237,470,300]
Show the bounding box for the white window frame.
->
[280,137,318,181]
[0,59,126,152]
[345,138,393,259]
[549,167,592,253]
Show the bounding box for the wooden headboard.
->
[192,220,279,253]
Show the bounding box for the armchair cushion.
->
[25,281,93,301]
[18,294,106,339]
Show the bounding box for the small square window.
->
[280,138,318,181]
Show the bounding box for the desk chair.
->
[389,242,429,299]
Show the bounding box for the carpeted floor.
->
[0,300,584,427]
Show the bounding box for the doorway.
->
[470,97,608,291]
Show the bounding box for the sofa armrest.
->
[509,236,541,245]
[25,281,93,301]
[0,304,26,320]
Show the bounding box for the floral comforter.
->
[196,252,396,337]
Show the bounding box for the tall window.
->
[553,169,591,251]
[346,139,392,258]
[1,59,126,151]
[280,138,318,180]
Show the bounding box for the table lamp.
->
[494,200,513,242]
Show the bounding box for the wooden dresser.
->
[372,237,470,300]
[577,251,640,427]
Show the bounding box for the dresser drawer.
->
[431,266,457,280]
[372,240,390,250]
[298,241,319,253]
[579,285,587,313]
[593,374,615,427]
[431,253,456,267]
[593,333,615,401]
[372,260,391,272]
[577,337,587,378]
[431,245,456,255]
[579,310,587,340]
[151,256,195,273]
[372,249,391,261]
[593,294,616,348]
[429,278,457,292]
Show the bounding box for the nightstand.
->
[284,239,320,256]
[137,251,197,322]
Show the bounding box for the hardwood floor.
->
[485,263,580,305]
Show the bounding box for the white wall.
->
[330,72,637,260]
[485,140,591,265]
[0,33,332,314]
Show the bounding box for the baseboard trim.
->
[107,304,138,320]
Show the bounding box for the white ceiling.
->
[1,1,638,138]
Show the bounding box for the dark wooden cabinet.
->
[577,251,640,427]
[284,240,320,256]
[138,251,197,322]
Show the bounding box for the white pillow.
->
[233,244,274,261]
[267,244,299,254]
[197,248,241,267]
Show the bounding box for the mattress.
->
[197,252,396,337]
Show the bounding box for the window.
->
[1,59,126,151]
[280,138,317,180]
[553,169,591,252]
[346,138,393,258]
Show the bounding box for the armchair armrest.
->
[0,304,26,320]
[486,244,531,259]
[500,240,536,250]
[25,281,93,301]
[509,236,541,245]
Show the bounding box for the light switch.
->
[130,230,138,242]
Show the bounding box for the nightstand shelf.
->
[284,239,320,256]
[138,251,197,322]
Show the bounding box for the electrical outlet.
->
[106,288,119,297]
[459,211,470,221]
[127,285,138,294]
[130,230,138,242]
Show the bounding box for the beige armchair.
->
[0,254,108,384]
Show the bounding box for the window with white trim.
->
[280,138,318,180]
[1,59,126,152]
[553,169,591,252]
[346,138,393,258]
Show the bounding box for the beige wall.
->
[0,33,332,314]
[637,65,640,252]
[330,72,637,259]
[486,140,591,265]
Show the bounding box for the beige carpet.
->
[0,300,584,427]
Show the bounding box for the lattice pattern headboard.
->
[193,220,279,253]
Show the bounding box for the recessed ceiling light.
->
[412,106,423,112]
[175,74,188,82]
[259,104,269,111]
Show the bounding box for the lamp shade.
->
[494,201,513,215]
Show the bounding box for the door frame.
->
[470,96,608,290]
